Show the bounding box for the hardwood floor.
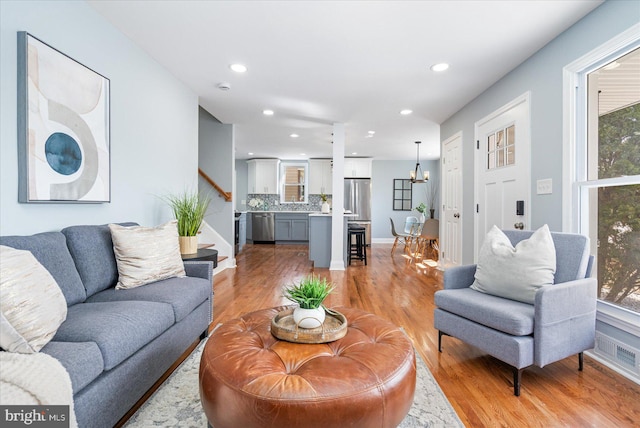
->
[213,243,640,427]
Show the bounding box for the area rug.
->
[124,339,464,428]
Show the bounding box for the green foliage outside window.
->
[597,103,640,307]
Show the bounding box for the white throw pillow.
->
[109,221,186,290]
[0,245,68,353]
[470,225,556,304]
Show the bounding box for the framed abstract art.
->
[17,32,110,203]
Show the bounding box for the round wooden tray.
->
[270,307,347,344]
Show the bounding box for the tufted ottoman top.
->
[199,306,416,428]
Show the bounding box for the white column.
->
[329,123,345,270]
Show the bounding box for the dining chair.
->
[417,218,439,260]
[389,218,413,254]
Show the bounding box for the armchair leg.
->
[438,331,450,352]
[579,352,584,371]
[513,368,523,397]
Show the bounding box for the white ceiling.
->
[87,0,602,161]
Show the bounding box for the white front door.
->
[475,93,531,260]
[441,132,463,267]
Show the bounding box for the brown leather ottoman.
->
[199,306,416,428]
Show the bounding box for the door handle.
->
[514,222,524,230]
[453,213,460,218]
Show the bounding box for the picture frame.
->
[17,31,110,203]
[393,179,412,211]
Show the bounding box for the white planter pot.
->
[293,307,325,329]
[321,202,330,214]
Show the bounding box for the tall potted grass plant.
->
[164,190,211,254]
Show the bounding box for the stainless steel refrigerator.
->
[344,178,372,245]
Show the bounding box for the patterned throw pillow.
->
[0,245,68,353]
[109,221,186,290]
[471,224,556,304]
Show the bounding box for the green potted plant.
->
[164,190,211,255]
[283,275,335,328]
[415,202,427,221]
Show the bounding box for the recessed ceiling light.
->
[430,63,449,72]
[400,109,413,115]
[300,153,306,156]
[290,133,299,138]
[248,152,254,155]
[263,109,274,116]
[368,131,375,134]
[229,63,247,73]
[351,152,358,155]
[365,135,373,138]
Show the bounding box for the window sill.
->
[597,300,640,337]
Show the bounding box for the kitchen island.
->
[308,213,357,268]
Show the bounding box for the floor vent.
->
[594,331,640,379]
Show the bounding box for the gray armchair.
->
[434,229,596,396]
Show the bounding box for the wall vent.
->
[594,331,640,379]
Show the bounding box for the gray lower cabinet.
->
[275,213,309,243]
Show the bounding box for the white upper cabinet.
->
[308,159,333,195]
[343,158,372,178]
[247,159,279,194]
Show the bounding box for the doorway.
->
[441,132,462,267]
[474,93,531,259]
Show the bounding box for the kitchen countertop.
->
[308,213,358,217]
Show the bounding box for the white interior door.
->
[475,93,531,260]
[442,132,463,267]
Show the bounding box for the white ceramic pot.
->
[321,202,330,214]
[293,307,325,329]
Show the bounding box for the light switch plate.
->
[537,178,552,195]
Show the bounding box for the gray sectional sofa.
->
[0,223,213,427]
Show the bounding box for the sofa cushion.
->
[86,276,210,322]
[0,232,86,306]
[40,341,104,394]
[109,221,186,290]
[471,225,556,304]
[435,288,535,336]
[0,246,68,353]
[61,223,138,298]
[53,301,174,370]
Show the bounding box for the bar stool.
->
[348,225,367,265]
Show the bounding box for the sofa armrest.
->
[184,261,214,324]
[183,261,213,282]
[443,264,477,290]
[533,277,597,367]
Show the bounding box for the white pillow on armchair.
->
[471,224,556,304]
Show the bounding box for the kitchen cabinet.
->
[247,159,279,194]
[344,158,372,178]
[309,159,333,195]
[275,213,309,242]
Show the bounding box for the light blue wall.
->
[235,160,248,212]
[440,0,640,264]
[0,0,198,235]
[198,107,234,245]
[372,159,440,240]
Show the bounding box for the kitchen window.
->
[280,161,308,204]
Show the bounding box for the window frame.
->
[279,161,309,204]
[563,24,640,336]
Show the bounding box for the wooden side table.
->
[181,248,218,268]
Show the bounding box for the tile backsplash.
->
[246,194,331,211]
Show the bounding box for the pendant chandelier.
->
[410,141,429,183]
